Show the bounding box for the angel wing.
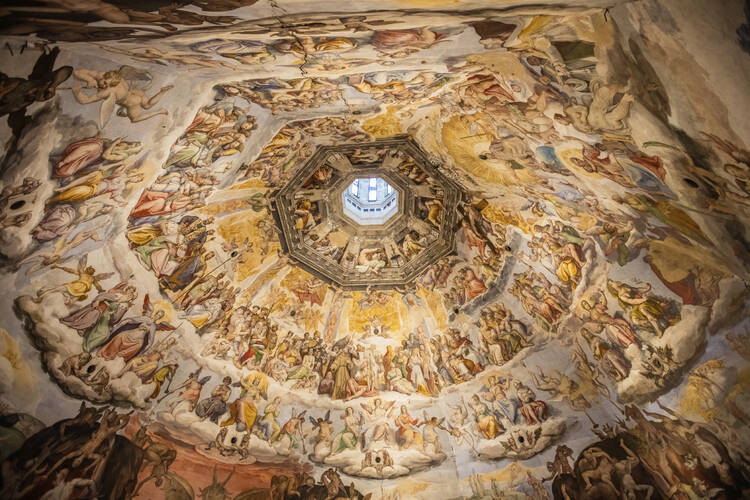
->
[118,65,153,90]
[100,92,117,128]
[77,254,88,273]
[309,416,318,427]
[93,272,114,282]
[156,322,177,332]
[142,294,152,315]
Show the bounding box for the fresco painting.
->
[0,1,749,499]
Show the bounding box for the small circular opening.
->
[683,178,699,188]
[479,154,488,160]
[518,436,525,443]
[505,245,512,252]
[9,200,25,210]
[453,307,460,314]
[231,437,237,444]
[231,251,239,258]
[86,365,95,374]
[375,456,381,463]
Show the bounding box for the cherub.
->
[34,254,114,304]
[70,66,173,126]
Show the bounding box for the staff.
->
[174,250,239,305]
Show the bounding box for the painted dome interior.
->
[0,1,750,499]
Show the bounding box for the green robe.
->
[83,300,120,352]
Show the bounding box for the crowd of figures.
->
[446,372,557,456]
[543,403,750,500]
[0,402,372,500]
[206,303,522,400]
[42,264,539,412]
[2,4,750,499]
[122,92,261,335]
[17,60,184,253]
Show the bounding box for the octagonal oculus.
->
[342,177,398,225]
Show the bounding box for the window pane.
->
[369,178,376,187]
[368,189,377,201]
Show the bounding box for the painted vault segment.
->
[0,1,749,500]
[271,136,461,289]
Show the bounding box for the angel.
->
[360,399,396,449]
[331,407,363,454]
[97,294,177,363]
[606,280,678,337]
[418,413,447,454]
[531,366,590,412]
[356,287,390,311]
[446,402,476,451]
[69,66,173,127]
[47,161,144,207]
[571,341,611,399]
[18,228,100,275]
[309,410,334,456]
[34,254,114,304]
[580,291,638,348]
[280,408,308,451]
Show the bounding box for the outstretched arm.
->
[52,265,79,275]
[619,438,638,459]
[56,170,99,191]
[72,86,112,105]
[72,69,99,88]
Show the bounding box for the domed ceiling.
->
[1,1,750,499]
